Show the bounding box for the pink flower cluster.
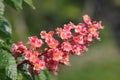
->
[11,15,103,74]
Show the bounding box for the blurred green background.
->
[4,0,120,80]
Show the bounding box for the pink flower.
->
[93,32,100,40]
[52,49,63,61]
[80,27,87,35]
[68,22,76,29]
[60,31,72,40]
[40,30,47,39]
[46,59,58,72]
[61,41,72,52]
[74,23,84,33]
[28,36,43,49]
[24,50,39,63]
[29,51,39,63]
[78,36,84,44]
[60,53,70,65]
[93,21,103,29]
[80,45,88,52]
[72,45,82,55]
[87,33,93,42]
[45,38,59,49]
[88,27,97,34]
[56,28,63,35]
[83,14,92,25]
[56,28,72,40]
[63,24,73,31]
[73,36,84,44]
[11,41,27,58]
[24,50,32,60]
[33,60,45,71]
[40,31,54,40]
[46,48,63,61]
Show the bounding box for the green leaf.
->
[11,0,22,9]
[36,70,50,80]
[4,0,35,10]
[17,70,33,80]
[43,70,50,80]
[0,49,17,80]
[0,0,4,16]
[0,18,12,42]
[0,68,6,80]
[4,0,16,10]
[24,0,35,9]
[0,42,11,52]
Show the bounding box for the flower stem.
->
[17,60,27,67]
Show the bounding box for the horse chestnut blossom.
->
[28,36,43,49]
[11,14,103,74]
